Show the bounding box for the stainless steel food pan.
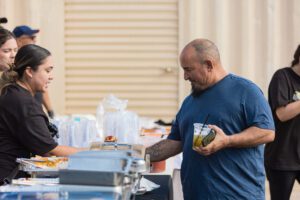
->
[59,169,128,186]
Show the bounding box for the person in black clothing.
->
[0,27,47,114]
[265,45,300,200]
[13,25,55,119]
[0,44,82,183]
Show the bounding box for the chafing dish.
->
[60,158,131,186]
[59,151,146,186]
[15,150,147,199]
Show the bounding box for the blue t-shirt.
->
[168,74,274,200]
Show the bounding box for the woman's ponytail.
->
[0,64,18,94]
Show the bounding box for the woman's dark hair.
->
[0,27,15,48]
[291,45,300,67]
[13,44,51,77]
[0,44,51,93]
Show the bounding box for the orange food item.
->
[104,135,117,142]
[32,156,68,169]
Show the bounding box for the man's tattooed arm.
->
[145,139,182,162]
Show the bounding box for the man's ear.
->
[24,67,33,78]
[205,60,213,71]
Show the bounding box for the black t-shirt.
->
[0,84,58,180]
[265,67,300,170]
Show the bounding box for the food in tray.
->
[29,156,68,169]
[104,135,117,142]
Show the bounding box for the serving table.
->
[0,148,173,200]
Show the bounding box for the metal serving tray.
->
[73,150,133,158]
[67,155,132,172]
[59,170,128,186]
[73,151,146,173]
[59,152,133,186]
[16,158,65,178]
[19,168,59,178]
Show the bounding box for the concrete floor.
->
[265,181,300,200]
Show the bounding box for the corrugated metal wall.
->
[190,0,300,94]
[64,0,179,120]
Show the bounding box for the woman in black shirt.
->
[265,45,300,200]
[0,44,81,183]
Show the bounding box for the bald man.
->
[146,39,275,200]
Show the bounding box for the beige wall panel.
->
[65,21,177,28]
[0,0,65,114]
[65,61,178,68]
[65,0,179,120]
[187,0,300,95]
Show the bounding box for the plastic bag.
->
[97,94,139,144]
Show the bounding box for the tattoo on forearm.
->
[146,141,165,159]
[145,139,181,162]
